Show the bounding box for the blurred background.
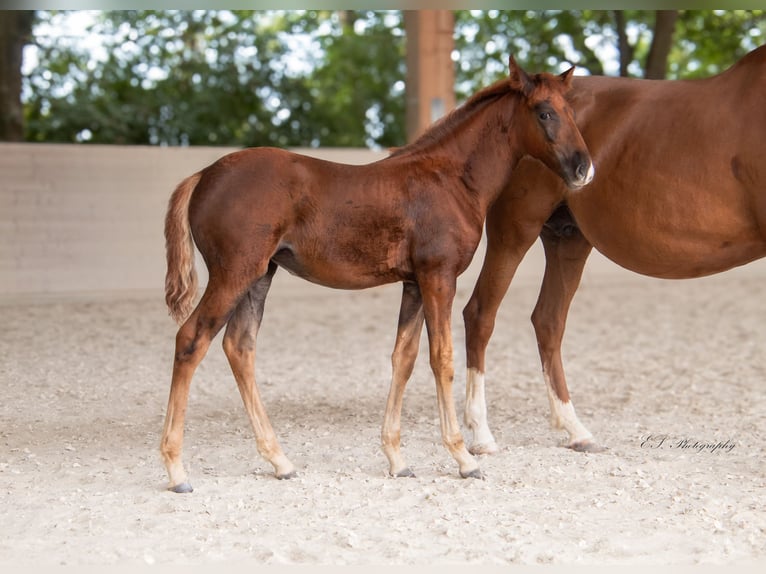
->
[2,9,765,298]
[3,9,765,148]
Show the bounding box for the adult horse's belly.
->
[567,180,766,279]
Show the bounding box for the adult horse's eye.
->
[539,112,552,121]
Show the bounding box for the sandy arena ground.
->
[1,247,765,566]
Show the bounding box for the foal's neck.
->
[391,90,527,217]
[451,92,526,213]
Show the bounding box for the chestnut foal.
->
[161,58,593,492]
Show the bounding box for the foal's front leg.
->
[381,282,425,477]
[420,274,482,479]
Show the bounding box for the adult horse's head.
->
[508,56,594,190]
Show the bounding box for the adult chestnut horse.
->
[462,45,766,455]
[161,58,593,493]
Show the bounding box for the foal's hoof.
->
[468,441,499,456]
[276,470,297,480]
[569,440,606,453]
[169,482,193,494]
[393,467,416,478]
[460,468,485,480]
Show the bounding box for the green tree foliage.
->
[26,10,285,145]
[452,10,764,98]
[24,10,405,147]
[285,10,406,147]
[19,10,766,147]
[672,10,766,77]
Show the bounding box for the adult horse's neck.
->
[391,87,527,216]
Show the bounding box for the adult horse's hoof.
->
[276,470,297,480]
[460,468,485,480]
[393,467,416,478]
[569,440,606,453]
[169,482,193,494]
[468,441,499,455]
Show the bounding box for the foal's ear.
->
[559,65,576,87]
[508,55,534,96]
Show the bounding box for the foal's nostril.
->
[574,159,594,184]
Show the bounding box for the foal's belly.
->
[271,243,411,290]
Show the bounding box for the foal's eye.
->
[539,112,552,121]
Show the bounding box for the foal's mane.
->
[390,78,516,157]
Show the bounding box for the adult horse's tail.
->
[165,172,202,325]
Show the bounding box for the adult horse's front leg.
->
[532,224,602,452]
[222,263,296,479]
[381,282,425,477]
[420,273,482,479]
[462,217,544,455]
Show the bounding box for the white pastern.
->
[543,371,593,445]
[464,368,498,454]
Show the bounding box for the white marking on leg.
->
[543,371,593,446]
[464,368,498,454]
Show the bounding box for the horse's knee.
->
[463,300,495,348]
[429,349,454,380]
[462,296,479,325]
[530,310,564,351]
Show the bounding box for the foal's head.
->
[508,57,594,189]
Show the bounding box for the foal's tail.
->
[164,172,202,325]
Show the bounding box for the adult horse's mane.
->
[390,77,516,158]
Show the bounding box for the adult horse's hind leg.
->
[160,277,251,493]
[222,262,296,479]
[381,282,425,477]
[531,218,602,452]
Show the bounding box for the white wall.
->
[8,143,760,304]
[0,143,387,299]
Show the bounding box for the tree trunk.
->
[645,10,678,79]
[339,10,357,29]
[613,11,634,77]
[0,11,34,141]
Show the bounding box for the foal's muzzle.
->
[566,151,595,189]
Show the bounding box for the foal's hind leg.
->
[222,262,295,479]
[381,282,425,477]
[531,225,602,452]
[160,279,250,493]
